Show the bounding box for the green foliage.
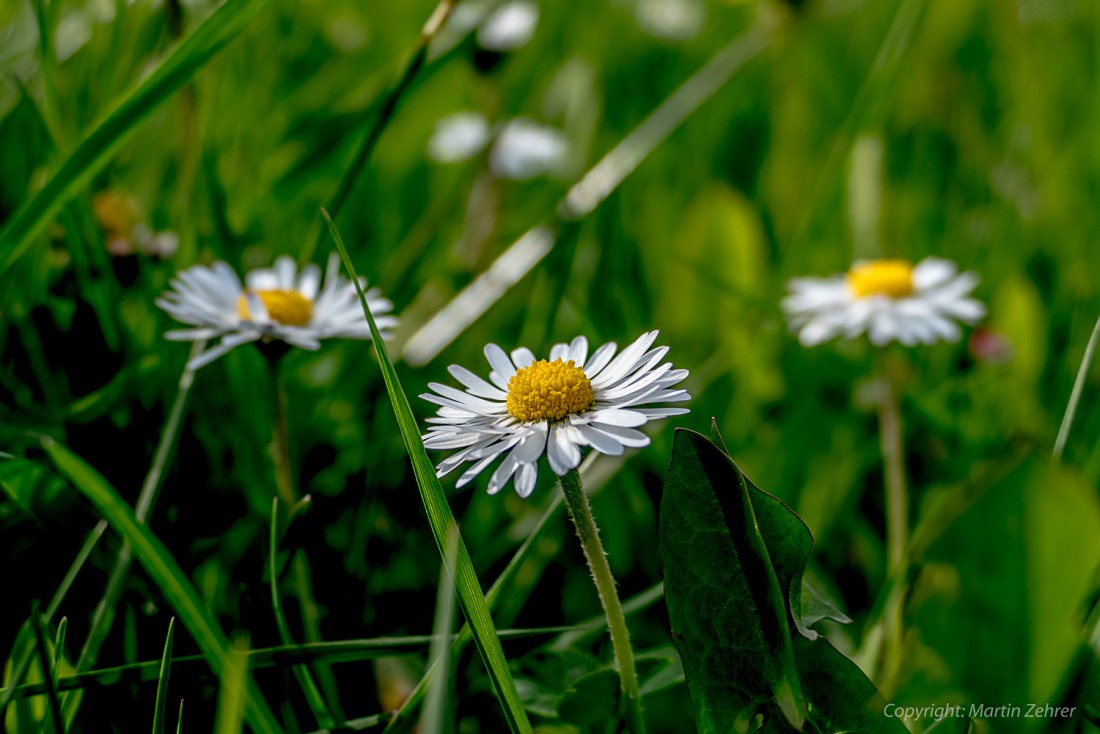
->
[661,429,904,733]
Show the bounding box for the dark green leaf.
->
[661,429,904,733]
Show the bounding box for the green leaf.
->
[31,610,64,734]
[213,640,249,734]
[152,619,174,734]
[324,211,533,734]
[660,429,904,733]
[40,439,284,734]
[0,0,271,277]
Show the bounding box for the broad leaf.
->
[661,429,904,733]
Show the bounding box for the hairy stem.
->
[559,469,645,734]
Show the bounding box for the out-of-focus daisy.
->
[93,190,178,258]
[634,0,704,41]
[446,0,540,52]
[428,113,568,180]
[421,331,690,497]
[156,254,396,369]
[428,112,492,163]
[489,118,567,179]
[782,257,985,347]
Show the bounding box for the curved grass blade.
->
[323,210,532,734]
[0,0,271,277]
[40,438,284,734]
[152,619,175,734]
[269,499,336,729]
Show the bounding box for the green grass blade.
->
[0,626,581,702]
[268,499,336,729]
[40,438,284,734]
[0,0,271,277]
[323,210,533,734]
[152,619,175,734]
[422,528,459,734]
[0,521,106,719]
[175,701,184,734]
[30,609,64,734]
[1054,313,1100,461]
[300,0,455,264]
[214,640,248,734]
[383,491,564,734]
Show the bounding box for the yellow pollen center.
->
[847,260,915,299]
[237,289,313,326]
[506,359,595,422]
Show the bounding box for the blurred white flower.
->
[635,0,704,41]
[477,0,540,51]
[489,118,568,179]
[782,258,986,347]
[157,254,396,369]
[92,190,178,259]
[428,112,492,163]
[421,331,690,497]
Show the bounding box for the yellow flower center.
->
[846,260,915,299]
[506,359,595,422]
[237,289,313,326]
[92,191,141,238]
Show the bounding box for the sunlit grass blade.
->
[1054,314,1100,461]
[152,619,175,734]
[403,17,774,366]
[0,0,271,277]
[268,499,336,730]
[0,626,584,702]
[40,438,284,734]
[31,607,64,734]
[175,701,184,734]
[213,640,248,734]
[323,210,533,734]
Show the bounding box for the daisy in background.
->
[782,257,985,347]
[157,253,396,369]
[782,255,985,691]
[428,112,568,180]
[421,330,690,498]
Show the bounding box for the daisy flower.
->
[782,257,985,347]
[421,331,690,497]
[156,254,397,369]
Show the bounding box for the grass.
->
[2,0,1100,732]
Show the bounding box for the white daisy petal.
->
[447,365,509,400]
[515,463,538,498]
[567,336,588,366]
[591,330,659,389]
[510,347,537,368]
[484,344,517,384]
[584,341,618,377]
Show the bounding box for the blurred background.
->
[1,0,1099,731]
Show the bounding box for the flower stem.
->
[269,359,346,724]
[559,469,646,734]
[272,363,298,509]
[875,358,908,693]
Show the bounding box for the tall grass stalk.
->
[1053,314,1100,461]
